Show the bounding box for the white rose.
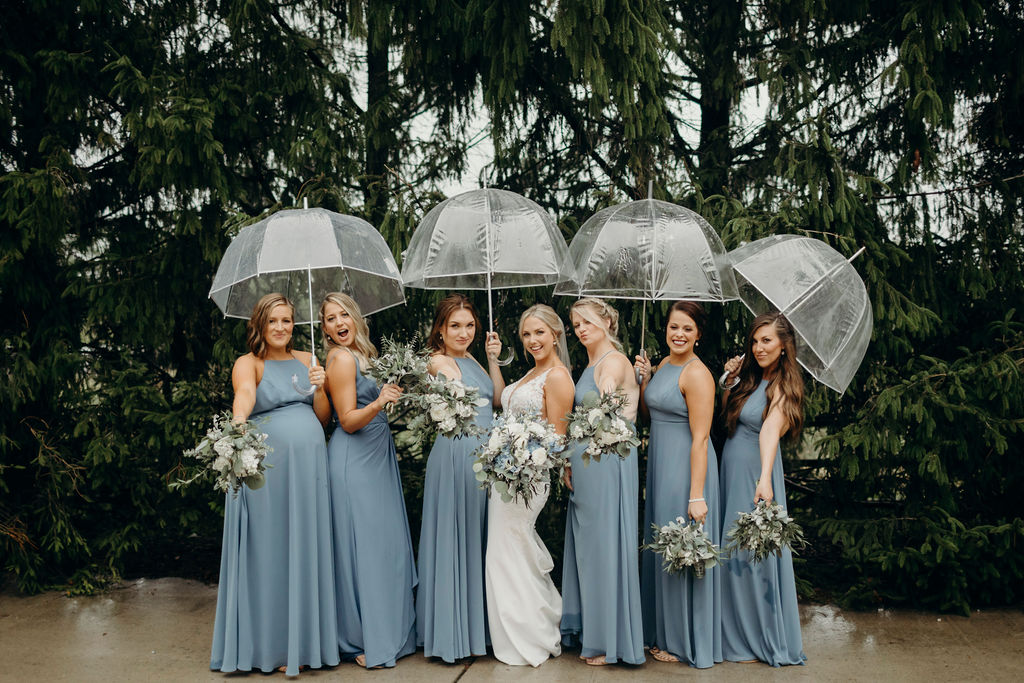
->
[451,381,466,398]
[212,453,232,474]
[587,408,604,426]
[440,417,457,433]
[530,448,547,465]
[213,437,233,458]
[430,404,453,422]
[488,432,503,451]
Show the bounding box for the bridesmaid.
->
[416,294,504,662]
[719,312,806,666]
[320,292,417,669]
[634,301,722,668]
[560,297,645,666]
[485,303,574,667]
[210,293,340,676]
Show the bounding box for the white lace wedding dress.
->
[485,368,563,666]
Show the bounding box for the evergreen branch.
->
[875,173,1024,201]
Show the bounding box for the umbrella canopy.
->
[554,198,738,301]
[402,188,571,292]
[729,234,872,394]
[210,207,405,324]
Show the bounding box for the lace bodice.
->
[500,367,556,417]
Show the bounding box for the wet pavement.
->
[1,578,1021,681]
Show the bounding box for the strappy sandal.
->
[584,655,607,666]
[650,647,679,663]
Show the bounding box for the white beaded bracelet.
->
[688,497,705,503]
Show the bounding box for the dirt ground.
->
[1,577,1021,681]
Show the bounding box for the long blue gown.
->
[211,358,340,676]
[328,351,417,668]
[416,357,492,662]
[560,363,645,665]
[720,379,805,666]
[640,360,722,668]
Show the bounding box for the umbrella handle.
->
[634,347,647,385]
[291,374,317,397]
[494,346,515,367]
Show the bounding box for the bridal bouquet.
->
[403,373,489,441]
[644,517,721,579]
[365,337,431,392]
[566,390,639,465]
[171,411,271,496]
[725,500,806,563]
[473,413,568,506]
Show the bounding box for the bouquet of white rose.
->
[473,413,568,506]
[404,373,489,442]
[644,517,721,579]
[365,337,431,392]
[725,499,806,563]
[171,411,271,496]
[566,390,639,465]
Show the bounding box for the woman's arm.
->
[485,332,505,407]
[428,353,459,380]
[544,366,575,489]
[295,350,331,426]
[543,367,575,437]
[231,354,258,423]
[682,365,715,523]
[325,349,402,434]
[754,398,790,504]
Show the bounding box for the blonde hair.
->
[570,297,623,352]
[319,292,377,366]
[247,293,294,358]
[518,304,571,369]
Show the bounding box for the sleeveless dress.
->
[560,357,645,664]
[641,359,722,668]
[720,379,805,666]
[210,358,340,676]
[416,357,493,662]
[485,368,563,666]
[327,351,417,668]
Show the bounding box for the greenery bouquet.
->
[726,499,806,563]
[404,373,488,441]
[365,337,431,391]
[473,413,567,506]
[644,517,722,578]
[566,390,640,465]
[172,411,271,496]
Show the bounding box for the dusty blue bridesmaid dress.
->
[416,357,492,662]
[719,379,805,666]
[211,358,340,676]
[640,360,722,668]
[560,361,645,664]
[328,350,417,668]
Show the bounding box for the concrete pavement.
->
[1,578,1021,681]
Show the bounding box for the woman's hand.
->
[688,499,708,524]
[754,478,774,505]
[308,363,326,389]
[633,354,652,383]
[724,356,741,382]
[562,463,573,491]
[374,383,403,411]
[485,332,502,361]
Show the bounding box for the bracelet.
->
[688,497,705,503]
[717,370,739,390]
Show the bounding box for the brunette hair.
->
[247,293,294,358]
[668,300,707,339]
[318,292,377,366]
[518,303,571,368]
[570,297,623,351]
[723,312,804,442]
[428,293,481,353]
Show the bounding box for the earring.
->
[695,340,699,347]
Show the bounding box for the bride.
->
[485,304,575,666]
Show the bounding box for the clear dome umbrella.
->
[554,188,739,378]
[728,234,872,394]
[209,203,405,392]
[401,188,572,365]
